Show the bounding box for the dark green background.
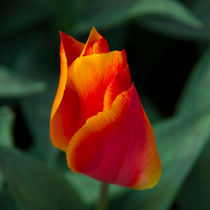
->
[0,0,210,209]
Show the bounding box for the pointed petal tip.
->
[90,26,98,34]
[59,31,69,40]
[132,165,162,190]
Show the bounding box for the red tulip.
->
[50,27,161,189]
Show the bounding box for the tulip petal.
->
[81,27,109,56]
[51,32,84,119]
[50,85,80,151]
[67,84,161,189]
[60,31,85,67]
[103,50,131,110]
[50,32,84,151]
[68,50,129,126]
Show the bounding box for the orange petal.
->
[103,50,131,110]
[81,27,109,56]
[50,32,84,151]
[68,50,128,126]
[51,32,84,119]
[50,85,80,151]
[59,31,85,67]
[66,84,161,189]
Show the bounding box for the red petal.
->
[103,50,131,110]
[66,84,161,189]
[50,85,80,151]
[82,27,109,56]
[68,50,128,126]
[59,31,85,67]
[50,32,84,151]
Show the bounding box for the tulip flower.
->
[50,27,161,190]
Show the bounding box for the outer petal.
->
[67,84,161,189]
[81,27,109,56]
[50,32,84,151]
[60,31,85,67]
[68,50,129,126]
[51,32,84,119]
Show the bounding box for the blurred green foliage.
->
[0,0,210,209]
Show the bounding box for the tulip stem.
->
[97,182,109,210]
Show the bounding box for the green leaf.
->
[0,146,86,210]
[65,172,127,205]
[0,107,14,147]
[70,0,201,34]
[175,139,210,210]
[176,45,210,114]
[174,43,210,210]
[0,66,46,98]
[0,107,15,192]
[14,35,58,161]
[0,187,19,210]
[137,1,210,41]
[110,111,210,210]
[141,97,163,123]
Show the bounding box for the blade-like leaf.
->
[0,187,19,210]
[0,66,46,98]
[176,45,210,114]
[110,111,210,210]
[0,146,86,210]
[141,97,163,123]
[174,43,210,210]
[175,138,210,210]
[0,107,14,191]
[137,1,210,41]
[0,107,14,147]
[14,35,58,161]
[70,0,201,34]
